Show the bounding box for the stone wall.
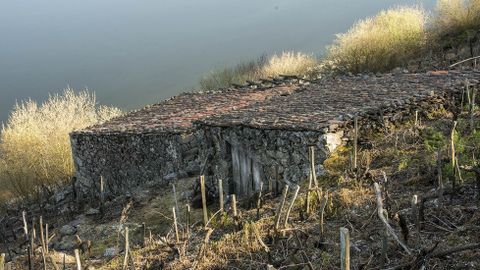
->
[70,130,203,200]
[200,125,344,197]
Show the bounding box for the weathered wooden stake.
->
[39,217,47,270]
[173,207,180,244]
[414,110,419,127]
[319,191,329,238]
[172,183,179,216]
[256,182,264,220]
[419,197,426,230]
[451,121,457,200]
[100,176,105,214]
[274,185,289,232]
[218,179,224,213]
[411,195,420,233]
[30,219,36,257]
[22,211,28,240]
[353,115,359,171]
[27,247,32,270]
[470,87,476,130]
[74,249,82,270]
[31,217,36,239]
[305,173,312,216]
[231,194,238,218]
[185,204,191,237]
[45,223,49,254]
[467,80,471,105]
[309,146,318,187]
[374,183,412,255]
[122,227,129,270]
[305,146,318,216]
[340,227,350,270]
[5,262,11,270]
[455,156,464,184]
[275,166,280,195]
[381,210,389,267]
[0,253,5,270]
[268,176,273,195]
[451,121,457,169]
[394,132,399,150]
[39,216,46,255]
[40,247,47,270]
[141,222,146,247]
[200,175,208,227]
[437,150,444,203]
[282,185,300,235]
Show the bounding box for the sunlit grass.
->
[432,0,480,38]
[326,6,427,73]
[0,89,122,199]
[199,51,318,90]
[261,51,317,77]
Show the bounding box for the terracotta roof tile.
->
[72,71,480,135]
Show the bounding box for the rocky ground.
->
[4,103,478,269]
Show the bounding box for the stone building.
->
[70,71,478,200]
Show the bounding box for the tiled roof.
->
[73,71,479,135]
[198,72,478,131]
[73,84,298,134]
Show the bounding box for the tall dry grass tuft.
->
[0,88,122,199]
[432,0,480,37]
[327,6,427,73]
[261,51,317,77]
[199,52,317,90]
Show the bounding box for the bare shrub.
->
[327,6,427,73]
[0,88,122,199]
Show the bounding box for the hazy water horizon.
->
[0,0,436,123]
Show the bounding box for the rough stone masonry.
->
[70,71,479,201]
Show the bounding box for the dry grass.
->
[432,0,480,37]
[199,52,318,90]
[0,89,122,199]
[336,186,372,208]
[327,6,427,73]
[261,51,317,77]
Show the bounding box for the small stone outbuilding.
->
[70,71,478,200]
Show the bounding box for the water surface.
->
[0,0,436,122]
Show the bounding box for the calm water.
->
[0,0,436,122]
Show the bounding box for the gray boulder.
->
[56,235,76,250]
[103,247,118,257]
[59,225,76,236]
